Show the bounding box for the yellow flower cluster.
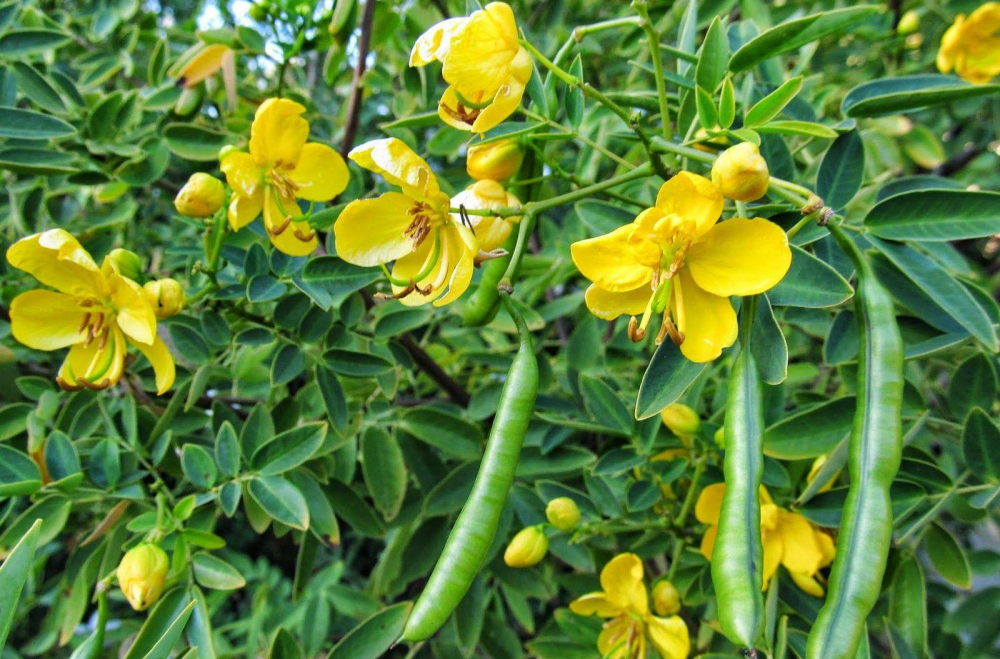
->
[937,2,1000,84]
[696,483,836,597]
[570,553,690,659]
[6,230,177,394]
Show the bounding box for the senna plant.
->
[1,0,999,658]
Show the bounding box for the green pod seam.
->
[713,350,765,648]
[807,223,904,659]
[403,294,539,641]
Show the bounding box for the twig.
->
[340,0,377,159]
[398,335,471,406]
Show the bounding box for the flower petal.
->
[263,187,317,256]
[10,290,88,350]
[686,218,791,297]
[6,229,105,298]
[176,44,230,87]
[790,571,826,598]
[597,616,641,659]
[221,151,265,198]
[599,553,648,616]
[228,192,263,230]
[443,2,520,100]
[695,482,726,525]
[569,592,621,618]
[110,274,156,346]
[700,524,718,561]
[289,142,349,202]
[584,284,653,321]
[672,269,737,363]
[816,530,836,568]
[471,77,526,134]
[349,138,441,200]
[249,98,309,166]
[130,334,176,395]
[410,17,466,66]
[654,172,724,238]
[334,192,421,267]
[761,529,783,590]
[776,510,823,575]
[646,615,691,659]
[452,180,520,252]
[571,224,653,292]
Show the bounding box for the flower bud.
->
[467,138,525,182]
[897,10,920,36]
[711,142,770,202]
[117,543,169,611]
[545,497,581,531]
[105,248,143,281]
[661,403,700,439]
[451,180,521,252]
[652,580,681,616]
[807,454,841,493]
[144,278,186,319]
[503,526,548,568]
[713,426,725,449]
[175,173,225,218]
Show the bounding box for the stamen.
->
[78,313,91,333]
[269,216,292,236]
[293,228,315,241]
[56,376,83,392]
[474,248,507,266]
[627,316,646,342]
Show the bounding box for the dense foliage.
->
[1,0,999,658]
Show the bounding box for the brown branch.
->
[340,0,377,159]
[397,334,471,407]
[933,144,987,177]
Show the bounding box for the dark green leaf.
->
[865,190,1000,241]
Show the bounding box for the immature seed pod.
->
[653,580,682,616]
[467,138,525,182]
[503,526,548,567]
[661,403,701,439]
[117,543,169,611]
[545,497,581,531]
[711,142,770,202]
[175,173,225,218]
[144,279,186,319]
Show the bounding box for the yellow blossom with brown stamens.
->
[220,98,349,256]
[6,230,175,395]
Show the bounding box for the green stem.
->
[674,454,706,527]
[633,1,672,141]
[521,107,635,169]
[498,211,536,289]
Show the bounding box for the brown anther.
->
[439,99,481,125]
[56,377,83,392]
[663,316,685,347]
[294,228,316,242]
[78,313,91,333]
[404,215,431,247]
[98,327,110,350]
[79,299,96,307]
[269,216,293,236]
[474,248,508,266]
[80,378,111,391]
[627,316,646,343]
[374,278,432,301]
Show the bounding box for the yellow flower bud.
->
[806,454,841,493]
[711,142,770,202]
[652,580,681,615]
[897,10,920,36]
[503,526,548,568]
[117,543,169,611]
[104,248,143,281]
[144,278,186,319]
[174,173,225,218]
[713,426,725,449]
[545,497,581,531]
[466,138,525,182]
[661,403,700,439]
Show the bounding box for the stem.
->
[397,335,470,407]
[674,455,706,527]
[634,1,672,140]
[340,0,377,158]
[521,107,635,169]
[498,211,535,289]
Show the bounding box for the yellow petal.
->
[249,98,309,166]
[654,172,724,238]
[700,524,718,561]
[685,218,791,297]
[816,530,836,568]
[438,87,476,131]
[584,284,652,321]
[936,17,964,73]
[289,142,349,202]
[130,334,176,395]
[967,2,1000,37]
[263,187,317,256]
[109,274,156,346]
[569,592,621,618]
[228,192,263,230]
[451,180,520,252]
[59,325,126,389]
[599,553,648,616]
[776,510,823,575]
[672,269,737,363]
[9,290,88,350]
[334,192,421,267]
[571,224,653,292]
[646,615,691,659]
[348,138,441,200]
[471,77,527,134]
[391,223,476,307]
[221,151,265,198]
[443,2,520,100]
[790,571,825,598]
[761,529,783,589]
[433,225,476,307]
[176,44,230,87]
[6,229,106,298]
[410,17,466,66]
[695,482,726,525]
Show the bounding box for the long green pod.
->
[807,223,904,659]
[403,293,538,641]
[713,349,765,648]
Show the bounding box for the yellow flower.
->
[937,3,1000,84]
[661,403,700,440]
[220,98,349,256]
[467,138,525,181]
[175,173,226,218]
[711,142,770,202]
[118,543,169,611]
[450,179,521,252]
[504,526,548,567]
[334,138,478,306]
[143,279,185,319]
[410,2,532,133]
[6,230,176,395]
[570,553,690,659]
[696,483,836,596]
[546,497,581,531]
[570,172,791,363]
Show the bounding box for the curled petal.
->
[130,334,176,395]
[6,229,105,298]
[221,151,265,198]
[410,17,467,66]
[349,137,442,200]
[583,284,652,321]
